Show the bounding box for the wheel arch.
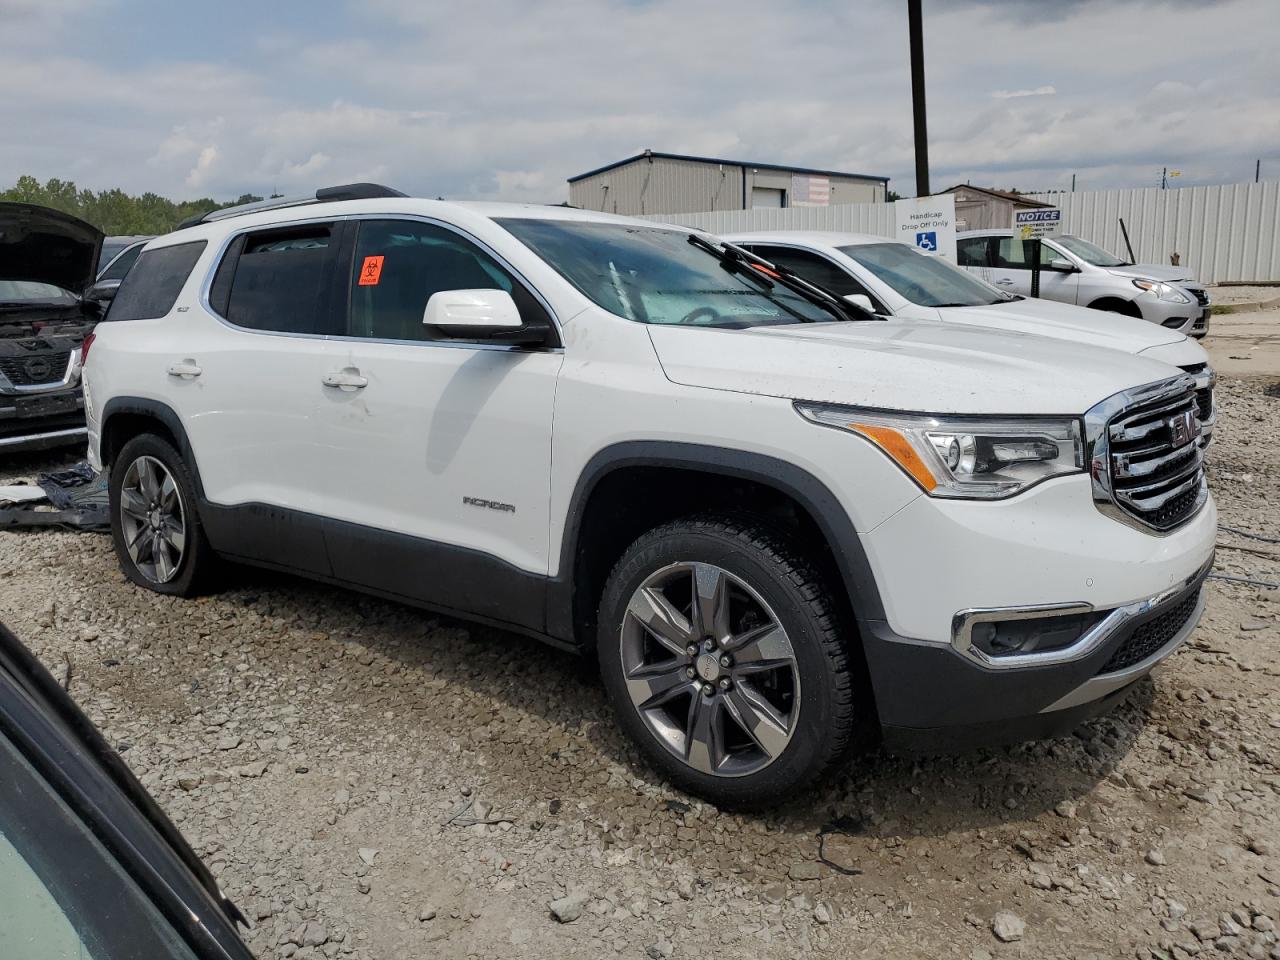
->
[549,442,886,651]
[1087,296,1144,319]
[99,398,205,497]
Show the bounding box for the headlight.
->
[1132,278,1191,304]
[796,404,1084,499]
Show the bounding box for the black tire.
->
[597,513,865,808]
[109,433,216,597]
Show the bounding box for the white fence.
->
[642,180,1280,284]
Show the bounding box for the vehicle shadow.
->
[213,563,1155,845]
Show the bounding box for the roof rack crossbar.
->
[177,183,406,229]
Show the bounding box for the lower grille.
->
[1098,588,1200,674]
[1104,380,1206,531]
[1185,287,1209,306]
[0,351,71,387]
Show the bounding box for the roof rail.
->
[175,183,407,230]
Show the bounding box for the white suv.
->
[83,185,1216,807]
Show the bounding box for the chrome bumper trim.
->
[951,555,1213,670]
[0,426,88,449]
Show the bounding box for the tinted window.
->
[97,243,145,282]
[347,220,549,341]
[956,236,992,267]
[994,237,1058,270]
[222,225,339,335]
[105,241,207,322]
[746,245,879,303]
[499,219,838,327]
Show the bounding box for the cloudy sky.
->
[4,0,1277,203]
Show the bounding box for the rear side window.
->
[956,236,992,268]
[104,241,207,322]
[215,225,343,335]
[97,242,144,282]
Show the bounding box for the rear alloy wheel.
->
[109,433,215,597]
[118,455,186,584]
[621,561,800,777]
[598,514,863,808]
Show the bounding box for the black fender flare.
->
[99,397,207,499]
[546,441,887,643]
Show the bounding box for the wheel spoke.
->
[159,473,179,512]
[626,662,694,710]
[136,458,158,501]
[691,563,731,641]
[724,683,791,759]
[154,535,173,581]
[684,694,724,774]
[120,487,149,521]
[160,517,185,553]
[724,622,791,664]
[627,586,694,656]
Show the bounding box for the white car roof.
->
[720,230,895,249]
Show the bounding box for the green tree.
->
[0,176,261,235]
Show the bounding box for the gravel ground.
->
[1,366,1278,960]
[1207,285,1280,306]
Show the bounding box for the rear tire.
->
[109,434,216,597]
[597,513,865,808]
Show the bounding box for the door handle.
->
[167,360,202,379]
[322,369,368,391]
[994,278,1015,285]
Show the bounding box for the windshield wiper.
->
[686,234,876,323]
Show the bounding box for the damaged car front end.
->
[0,203,104,453]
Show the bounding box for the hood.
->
[648,319,1184,415]
[941,297,1187,353]
[1138,336,1210,369]
[0,203,104,294]
[1104,263,1196,285]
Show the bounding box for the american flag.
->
[791,175,831,207]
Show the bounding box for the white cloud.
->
[991,85,1057,99]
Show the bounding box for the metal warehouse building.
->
[567,150,889,216]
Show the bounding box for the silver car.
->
[957,230,1210,339]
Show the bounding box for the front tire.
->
[597,514,864,808]
[109,434,215,596]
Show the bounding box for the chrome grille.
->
[1185,287,1209,306]
[1102,380,1205,531]
[0,351,71,387]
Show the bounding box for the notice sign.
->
[895,194,957,261]
[1013,208,1062,240]
[791,175,831,207]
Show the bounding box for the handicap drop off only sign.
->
[895,195,957,262]
[1013,207,1063,240]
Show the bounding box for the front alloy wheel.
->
[621,562,802,777]
[118,455,187,584]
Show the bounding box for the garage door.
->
[751,187,785,208]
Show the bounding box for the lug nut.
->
[704,639,716,652]
[718,677,732,691]
[719,654,732,668]
[685,643,698,657]
[702,683,715,696]
[685,667,696,679]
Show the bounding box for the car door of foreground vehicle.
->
[312,217,563,629]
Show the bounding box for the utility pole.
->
[1258,159,1262,183]
[1071,173,1076,193]
[1161,167,1167,190]
[908,0,930,197]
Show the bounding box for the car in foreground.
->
[956,229,1211,338]
[84,185,1214,806]
[722,231,1215,442]
[0,619,252,958]
[0,203,103,453]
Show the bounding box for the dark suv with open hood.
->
[0,203,104,453]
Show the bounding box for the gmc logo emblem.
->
[1167,410,1199,446]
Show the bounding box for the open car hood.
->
[0,203,104,294]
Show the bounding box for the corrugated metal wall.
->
[640,181,1280,283]
[570,156,885,216]
[1025,182,1280,284]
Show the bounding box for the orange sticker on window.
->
[358,255,384,286]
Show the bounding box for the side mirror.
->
[84,280,119,303]
[843,293,876,313]
[1048,258,1077,273]
[422,288,547,345]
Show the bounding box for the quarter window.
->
[97,242,145,282]
[217,225,342,335]
[956,236,992,268]
[347,220,548,342]
[104,241,207,322]
[994,237,1058,270]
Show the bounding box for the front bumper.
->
[870,558,1209,751]
[0,387,87,452]
[1140,291,1211,338]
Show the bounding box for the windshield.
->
[837,243,1013,307]
[0,280,77,306]
[1055,235,1129,267]
[498,219,838,327]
